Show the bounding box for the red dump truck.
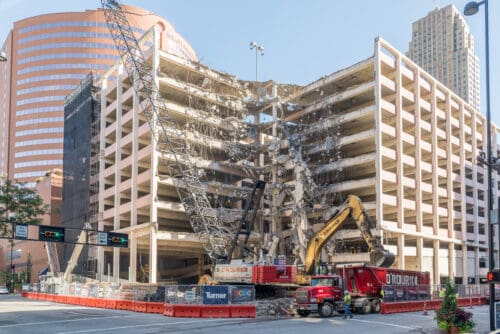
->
[295,265,430,317]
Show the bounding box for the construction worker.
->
[439,288,445,298]
[343,290,353,319]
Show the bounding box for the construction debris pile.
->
[255,297,296,317]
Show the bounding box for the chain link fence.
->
[381,283,489,302]
[24,282,255,305]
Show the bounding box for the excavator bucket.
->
[370,249,395,268]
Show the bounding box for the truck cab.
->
[295,274,345,317]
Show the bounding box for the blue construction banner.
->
[202,285,229,305]
[382,286,395,302]
[230,286,255,304]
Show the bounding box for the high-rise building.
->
[0,6,197,187]
[407,4,480,111]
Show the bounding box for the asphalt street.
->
[0,295,491,334]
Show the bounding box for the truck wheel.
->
[297,310,311,317]
[370,298,381,313]
[358,299,371,314]
[319,302,334,317]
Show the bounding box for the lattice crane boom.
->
[100,0,231,262]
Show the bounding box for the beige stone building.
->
[407,4,480,111]
[96,25,495,285]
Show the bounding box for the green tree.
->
[0,177,48,236]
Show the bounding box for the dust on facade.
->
[63,9,496,287]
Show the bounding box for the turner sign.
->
[386,273,419,286]
[202,285,229,305]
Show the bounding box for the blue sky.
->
[1,0,498,124]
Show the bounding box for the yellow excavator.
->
[304,194,395,276]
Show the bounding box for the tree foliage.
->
[0,177,48,236]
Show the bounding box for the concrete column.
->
[112,65,124,281]
[397,234,405,270]
[129,234,137,282]
[462,244,468,283]
[97,76,108,279]
[394,55,404,231]
[113,248,120,283]
[416,237,423,272]
[448,243,455,282]
[414,69,423,234]
[373,39,384,239]
[471,111,479,242]
[147,26,161,284]
[433,240,440,284]
[430,81,438,237]
[474,247,480,281]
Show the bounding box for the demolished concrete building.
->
[94,26,496,285]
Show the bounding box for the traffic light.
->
[39,225,65,242]
[107,232,128,248]
[487,270,500,283]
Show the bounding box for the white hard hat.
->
[345,290,349,293]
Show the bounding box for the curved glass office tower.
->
[0,5,197,186]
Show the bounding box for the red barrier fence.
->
[174,304,201,318]
[201,305,231,318]
[132,301,148,313]
[163,304,175,317]
[146,302,164,314]
[116,300,133,311]
[230,305,256,318]
[380,298,486,314]
[23,292,253,319]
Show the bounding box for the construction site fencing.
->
[23,283,255,305]
[381,284,488,302]
[164,285,255,305]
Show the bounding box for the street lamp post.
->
[464,0,495,330]
[0,52,7,292]
[250,42,264,82]
[9,241,14,293]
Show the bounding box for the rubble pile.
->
[255,297,296,317]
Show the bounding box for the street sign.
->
[39,225,65,242]
[15,223,28,239]
[97,232,108,246]
[107,232,128,248]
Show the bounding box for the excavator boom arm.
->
[304,195,394,274]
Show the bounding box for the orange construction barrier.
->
[95,299,107,308]
[146,302,164,314]
[230,305,256,318]
[174,304,201,318]
[105,299,117,309]
[116,300,133,311]
[163,304,174,317]
[201,305,231,318]
[133,301,148,313]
